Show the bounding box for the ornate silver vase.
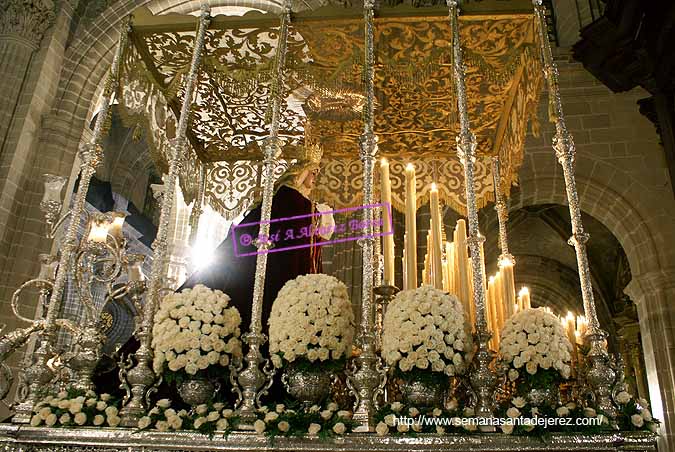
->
[177,376,214,407]
[400,372,446,408]
[526,386,559,408]
[282,362,332,405]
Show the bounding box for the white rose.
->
[512,397,526,408]
[501,423,514,434]
[333,422,347,434]
[631,414,644,428]
[308,423,321,435]
[556,406,570,417]
[74,412,87,425]
[506,407,520,418]
[216,419,230,432]
[375,421,389,436]
[30,415,42,427]
[108,416,121,427]
[384,414,396,427]
[616,391,631,405]
[583,407,596,417]
[138,416,151,429]
[397,423,409,433]
[642,408,653,422]
[278,421,290,432]
[254,419,266,433]
[93,414,105,426]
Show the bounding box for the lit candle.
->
[499,256,516,319]
[87,215,111,243]
[487,275,499,349]
[566,311,578,365]
[494,271,504,332]
[455,219,471,321]
[429,184,444,289]
[445,242,455,293]
[519,287,531,310]
[380,158,395,286]
[109,212,127,242]
[404,163,417,290]
[402,234,407,291]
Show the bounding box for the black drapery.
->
[180,184,322,336]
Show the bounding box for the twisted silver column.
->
[491,157,515,268]
[346,0,385,431]
[123,5,211,425]
[532,0,617,418]
[447,0,497,420]
[235,0,291,424]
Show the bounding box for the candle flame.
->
[431,182,438,191]
[381,157,388,165]
[406,163,415,172]
[498,256,513,267]
[488,275,495,284]
[518,287,530,297]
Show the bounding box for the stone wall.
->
[0,0,673,448]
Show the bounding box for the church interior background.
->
[0,0,674,450]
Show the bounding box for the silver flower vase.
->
[282,362,333,405]
[399,372,447,408]
[177,376,214,407]
[526,386,559,408]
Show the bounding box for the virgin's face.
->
[302,168,319,189]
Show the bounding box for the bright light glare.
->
[191,240,215,270]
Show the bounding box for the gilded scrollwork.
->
[116,8,540,218]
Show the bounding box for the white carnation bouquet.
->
[499,307,572,387]
[269,274,355,368]
[382,286,470,376]
[151,284,243,382]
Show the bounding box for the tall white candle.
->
[404,163,418,290]
[380,158,395,286]
[429,183,444,289]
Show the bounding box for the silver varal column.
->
[532,0,618,418]
[447,0,498,420]
[235,0,292,424]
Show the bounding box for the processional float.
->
[0,0,637,438]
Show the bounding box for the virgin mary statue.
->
[180,144,333,336]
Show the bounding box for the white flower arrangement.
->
[499,307,572,381]
[381,286,470,376]
[269,274,355,367]
[254,401,354,437]
[138,399,238,434]
[30,389,120,428]
[374,399,464,435]
[151,284,243,378]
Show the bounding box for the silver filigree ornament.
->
[532,0,620,419]
[346,0,387,432]
[447,0,498,423]
[119,6,211,427]
[234,1,291,426]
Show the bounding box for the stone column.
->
[0,0,54,149]
[0,0,55,227]
[626,268,675,452]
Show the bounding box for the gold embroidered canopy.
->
[118,0,542,219]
